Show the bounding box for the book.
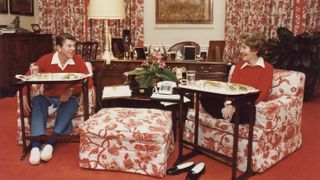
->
[0,28,16,34]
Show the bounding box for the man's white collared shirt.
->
[51,52,75,70]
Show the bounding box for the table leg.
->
[18,87,28,160]
[175,91,185,165]
[246,102,255,174]
[232,105,240,180]
[82,79,89,120]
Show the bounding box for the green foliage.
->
[266,27,320,73]
[125,56,177,88]
[266,27,320,100]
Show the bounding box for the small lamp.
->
[88,0,125,64]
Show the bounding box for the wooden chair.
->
[207,41,225,62]
[75,41,98,62]
[168,41,200,60]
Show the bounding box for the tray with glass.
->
[15,73,92,82]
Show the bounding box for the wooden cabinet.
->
[93,59,227,108]
[0,33,53,97]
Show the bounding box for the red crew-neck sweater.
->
[230,60,273,103]
[23,53,93,97]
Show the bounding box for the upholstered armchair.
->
[16,62,96,145]
[183,69,305,172]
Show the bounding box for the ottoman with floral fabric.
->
[79,107,174,177]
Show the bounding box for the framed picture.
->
[31,24,41,33]
[156,0,213,25]
[111,38,125,59]
[184,46,196,61]
[0,0,8,14]
[9,0,34,16]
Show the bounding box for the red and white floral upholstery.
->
[184,69,305,172]
[16,62,96,144]
[16,88,95,145]
[79,108,174,178]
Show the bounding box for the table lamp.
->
[88,0,125,64]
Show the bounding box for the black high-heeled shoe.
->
[186,162,205,180]
[167,162,195,175]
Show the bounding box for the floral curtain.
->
[110,0,144,47]
[39,0,88,44]
[224,0,320,62]
[39,0,144,53]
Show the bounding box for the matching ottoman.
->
[79,107,174,177]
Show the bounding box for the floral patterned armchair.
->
[183,69,306,172]
[16,62,96,144]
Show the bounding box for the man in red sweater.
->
[23,33,93,165]
[201,32,273,123]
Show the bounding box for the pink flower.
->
[150,56,158,62]
[141,61,148,66]
[159,61,166,69]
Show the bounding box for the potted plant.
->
[266,27,320,100]
[124,55,177,95]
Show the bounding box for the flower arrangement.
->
[125,55,177,88]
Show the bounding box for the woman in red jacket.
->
[201,32,274,123]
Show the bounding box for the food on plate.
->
[226,83,254,91]
[63,73,79,80]
[203,81,223,88]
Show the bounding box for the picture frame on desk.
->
[0,0,8,14]
[122,29,131,49]
[111,38,125,59]
[135,47,146,60]
[9,0,34,16]
[184,46,196,61]
[31,24,41,33]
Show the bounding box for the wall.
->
[144,0,226,49]
[0,0,39,31]
[0,0,225,47]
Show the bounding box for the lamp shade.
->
[88,0,125,19]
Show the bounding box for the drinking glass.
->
[29,63,39,77]
[186,70,196,85]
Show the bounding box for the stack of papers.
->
[151,93,180,101]
[102,85,131,98]
[0,28,16,34]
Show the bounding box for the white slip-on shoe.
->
[29,147,41,165]
[40,144,53,161]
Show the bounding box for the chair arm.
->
[255,95,303,131]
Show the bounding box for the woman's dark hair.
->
[55,33,76,47]
[240,32,267,56]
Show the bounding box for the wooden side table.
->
[17,75,90,160]
[175,85,259,180]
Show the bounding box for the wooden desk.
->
[175,85,259,180]
[17,76,89,160]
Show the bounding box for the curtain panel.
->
[224,0,320,63]
[39,0,144,53]
[39,0,87,45]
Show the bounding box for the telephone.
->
[155,81,177,95]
